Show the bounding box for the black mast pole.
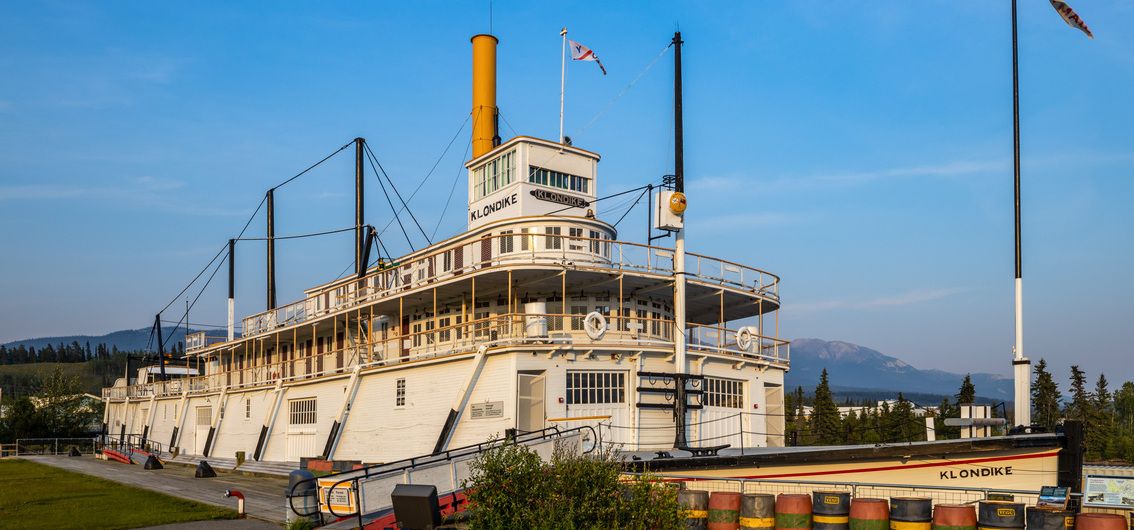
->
[1012,0,1021,283]
[155,313,166,380]
[673,32,684,194]
[1010,0,1031,427]
[355,137,365,276]
[266,189,276,310]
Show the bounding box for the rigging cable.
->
[612,186,651,228]
[364,142,432,245]
[576,43,672,139]
[432,118,475,240]
[363,147,415,251]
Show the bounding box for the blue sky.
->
[1,1,1130,386]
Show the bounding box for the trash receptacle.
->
[285,469,320,526]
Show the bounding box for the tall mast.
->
[1010,0,1031,428]
[355,137,365,276]
[266,188,276,310]
[671,31,689,448]
[227,238,235,342]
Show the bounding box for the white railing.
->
[235,233,780,341]
[104,313,789,400]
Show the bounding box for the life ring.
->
[736,326,759,351]
[583,311,607,340]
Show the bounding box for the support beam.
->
[433,345,490,454]
[324,367,364,460]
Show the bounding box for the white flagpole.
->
[560,27,567,143]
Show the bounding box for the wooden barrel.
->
[890,498,932,530]
[776,493,814,530]
[850,498,890,530]
[1075,514,1126,530]
[933,504,977,530]
[1025,508,1075,530]
[813,491,851,530]
[976,502,1024,530]
[680,489,710,530]
[741,494,776,530]
[709,491,743,530]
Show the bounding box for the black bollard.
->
[144,455,164,470]
[195,460,217,478]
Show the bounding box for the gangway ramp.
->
[292,426,595,529]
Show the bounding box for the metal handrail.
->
[289,425,597,527]
[225,230,780,345]
[105,315,789,400]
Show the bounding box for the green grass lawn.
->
[0,459,237,530]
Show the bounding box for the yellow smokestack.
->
[471,34,498,159]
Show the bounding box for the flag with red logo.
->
[1049,0,1094,39]
[569,40,607,75]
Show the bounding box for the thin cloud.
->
[790,288,964,315]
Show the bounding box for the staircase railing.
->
[288,425,597,528]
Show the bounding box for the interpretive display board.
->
[1083,474,1134,508]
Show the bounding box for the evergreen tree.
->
[1032,358,1062,431]
[811,369,842,445]
[1066,366,1091,421]
[956,375,976,405]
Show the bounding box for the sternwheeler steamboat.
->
[101,32,1080,516]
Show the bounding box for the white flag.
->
[569,40,607,75]
[1049,0,1094,39]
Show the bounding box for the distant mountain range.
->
[2,327,204,352]
[4,329,1012,405]
[786,338,1013,405]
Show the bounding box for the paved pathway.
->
[139,521,281,530]
[23,456,294,526]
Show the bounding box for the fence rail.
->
[13,437,99,456]
[625,473,1056,507]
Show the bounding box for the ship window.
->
[569,227,584,251]
[474,150,515,200]
[288,397,317,425]
[545,227,562,250]
[520,228,530,251]
[245,398,251,419]
[499,230,514,254]
[704,377,743,409]
[566,371,625,405]
[443,251,452,272]
[438,317,451,342]
[570,305,587,330]
[529,166,589,194]
[396,378,406,407]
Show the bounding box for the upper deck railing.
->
[105,313,789,400]
[223,232,779,347]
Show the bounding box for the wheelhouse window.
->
[545,227,562,250]
[474,150,515,200]
[529,166,589,194]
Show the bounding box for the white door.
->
[517,373,546,433]
[194,406,211,455]
[564,370,629,448]
[694,377,744,448]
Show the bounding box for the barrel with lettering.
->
[890,498,932,530]
[776,493,813,530]
[1025,508,1075,530]
[976,502,1023,530]
[933,504,977,530]
[1075,513,1126,530]
[813,491,851,530]
[680,489,710,530]
[850,498,889,530]
[709,491,743,530]
[741,494,776,530]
